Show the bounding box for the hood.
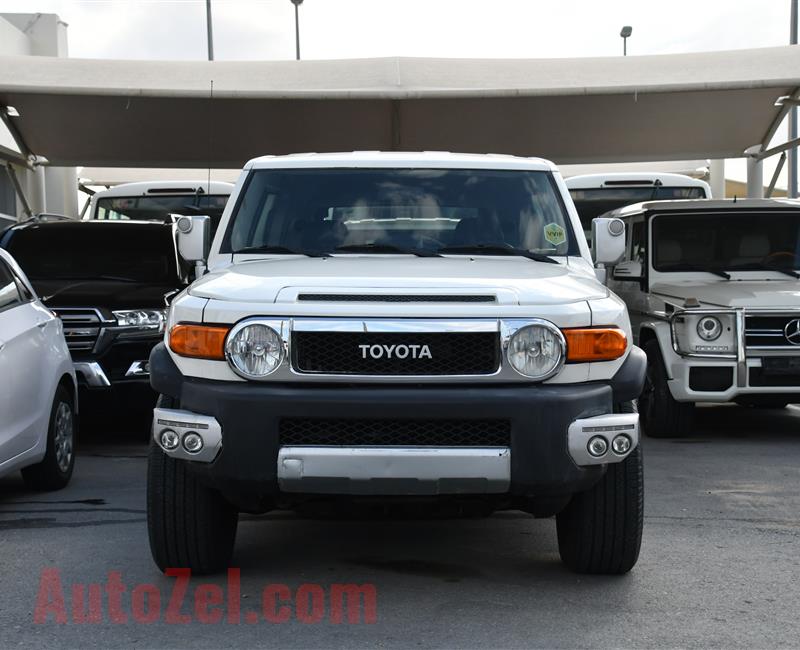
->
[192,256,606,306]
[651,279,800,309]
[33,279,183,310]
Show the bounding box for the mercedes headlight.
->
[113,309,166,338]
[225,322,284,378]
[506,323,565,379]
[696,316,722,341]
[672,311,735,355]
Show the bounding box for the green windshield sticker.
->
[543,223,566,246]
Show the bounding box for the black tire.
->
[147,395,238,575]
[556,401,643,575]
[639,339,694,438]
[21,385,76,491]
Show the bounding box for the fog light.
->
[612,434,632,455]
[587,436,608,457]
[160,429,179,451]
[182,432,204,454]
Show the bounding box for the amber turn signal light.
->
[563,327,627,362]
[169,324,230,360]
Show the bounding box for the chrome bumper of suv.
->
[277,446,511,495]
[74,361,111,388]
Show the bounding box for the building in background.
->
[0,13,77,221]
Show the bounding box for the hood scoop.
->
[297,293,496,303]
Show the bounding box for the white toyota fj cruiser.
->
[607,198,800,437]
[146,152,646,575]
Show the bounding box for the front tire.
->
[639,339,694,438]
[21,385,76,491]
[147,395,238,574]
[556,403,643,575]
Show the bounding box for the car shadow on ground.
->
[671,403,800,443]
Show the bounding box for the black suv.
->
[0,220,186,412]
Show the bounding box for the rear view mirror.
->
[592,218,626,266]
[174,215,210,263]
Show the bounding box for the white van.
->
[566,173,711,242]
[85,181,234,237]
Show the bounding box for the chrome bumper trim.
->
[277,446,511,495]
[152,407,222,463]
[567,412,639,466]
[125,360,150,377]
[73,361,111,388]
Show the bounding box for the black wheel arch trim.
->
[609,345,647,403]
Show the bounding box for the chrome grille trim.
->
[53,308,108,353]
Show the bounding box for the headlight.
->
[506,323,564,379]
[225,322,283,378]
[112,309,166,338]
[672,311,735,355]
[696,316,722,341]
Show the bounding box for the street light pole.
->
[205,0,214,61]
[620,25,632,56]
[291,0,303,60]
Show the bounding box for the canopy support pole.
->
[4,163,34,220]
[745,145,764,198]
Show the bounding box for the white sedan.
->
[0,248,77,490]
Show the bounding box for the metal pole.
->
[205,0,214,61]
[623,37,627,56]
[745,145,764,198]
[789,0,798,197]
[294,2,301,60]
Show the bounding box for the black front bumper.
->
[150,343,645,509]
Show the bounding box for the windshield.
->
[4,225,180,284]
[569,186,707,235]
[222,169,577,256]
[652,211,800,273]
[94,194,229,235]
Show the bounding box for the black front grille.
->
[745,315,800,348]
[298,294,495,303]
[280,418,511,447]
[292,331,500,376]
[749,368,800,387]
[53,308,103,352]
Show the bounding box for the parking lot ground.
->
[2,404,800,649]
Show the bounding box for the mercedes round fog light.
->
[160,429,179,451]
[507,323,564,379]
[587,436,608,457]
[182,432,204,454]
[612,434,632,455]
[697,316,722,341]
[226,322,283,378]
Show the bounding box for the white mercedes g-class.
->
[606,198,800,438]
[146,152,646,575]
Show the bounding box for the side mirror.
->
[174,215,210,263]
[613,260,643,281]
[592,217,626,266]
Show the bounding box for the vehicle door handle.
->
[0,340,4,351]
[37,320,48,329]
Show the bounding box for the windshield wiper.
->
[233,245,327,258]
[658,263,730,279]
[331,244,441,257]
[436,244,559,264]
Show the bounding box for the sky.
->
[0,0,796,186]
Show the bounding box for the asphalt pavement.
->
[1,403,799,649]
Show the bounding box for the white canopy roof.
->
[1,46,798,168]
